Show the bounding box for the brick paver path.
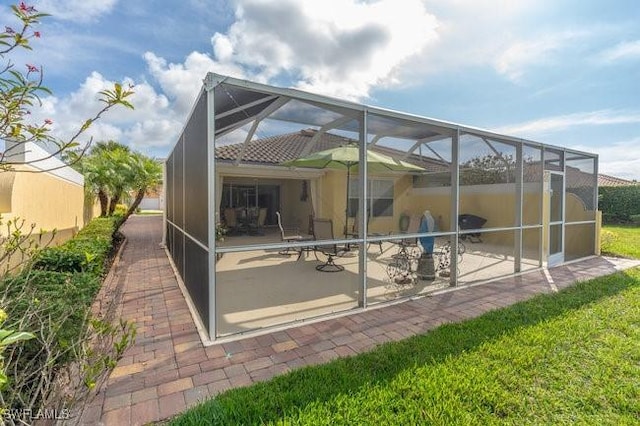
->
[85,215,639,425]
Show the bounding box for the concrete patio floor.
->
[85,215,640,425]
[216,229,539,336]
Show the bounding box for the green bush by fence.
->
[599,186,640,224]
[32,215,123,276]
[0,214,124,407]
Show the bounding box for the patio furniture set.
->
[277,210,469,280]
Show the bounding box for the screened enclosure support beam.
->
[450,129,460,287]
[299,115,356,157]
[215,94,279,120]
[234,97,291,166]
[207,87,218,340]
[215,115,258,138]
[369,134,385,145]
[514,143,523,273]
[482,137,514,172]
[424,144,448,163]
[358,110,368,309]
[161,161,167,247]
[402,134,451,161]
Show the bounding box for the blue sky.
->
[3,0,640,179]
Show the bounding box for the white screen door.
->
[548,172,564,266]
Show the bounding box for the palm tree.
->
[124,154,163,219]
[78,141,162,219]
[80,141,133,216]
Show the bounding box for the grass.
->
[136,209,163,215]
[601,224,640,259]
[172,267,640,425]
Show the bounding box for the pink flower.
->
[26,64,38,73]
[33,31,40,38]
[44,119,53,125]
[18,2,36,13]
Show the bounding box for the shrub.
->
[0,214,132,413]
[599,186,640,223]
[31,215,123,276]
[1,270,101,356]
[600,230,618,252]
[114,204,127,216]
[32,247,85,273]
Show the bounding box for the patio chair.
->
[248,207,268,235]
[276,211,311,257]
[349,213,384,254]
[223,208,239,234]
[313,218,344,272]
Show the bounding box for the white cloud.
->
[599,40,640,63]
[494,31,584,82]
[29,71,179,154]
[144,51,246,116]
[495,110,640,137]
[19,0,637,161]
[572,138,640,181]
[235,0,438,99]
[495,110,640,180]
[36,0,118,22]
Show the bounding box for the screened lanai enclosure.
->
[164,74,599,341]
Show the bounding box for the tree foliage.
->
[599,185,640,224]
[460,154,516,185]
[0,3,137,421]
[0,3,134,172]
[76,140,162,217]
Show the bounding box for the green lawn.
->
[602,224,640,259]
[135,209,163,215]
[171,226,640,425]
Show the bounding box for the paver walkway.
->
[85,215,640,425]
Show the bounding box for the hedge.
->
[599,186,640,224]
[0,214,124,406]
[32,215,123,276]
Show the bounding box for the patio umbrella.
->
[282,144,424,237]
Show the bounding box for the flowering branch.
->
[0,2,135,173]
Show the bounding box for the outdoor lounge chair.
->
[313,218,344,272]
[276,211,312,257]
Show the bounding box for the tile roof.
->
[215,130,631,188]
[215,129,352,165]
[215,129,449,172]
[597,173,637,187]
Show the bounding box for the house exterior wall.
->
[0,163,94,246]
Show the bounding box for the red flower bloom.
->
[44,118,53,125]
[26,64,38,73]
[18,2,36,13]
[33,31,40,38]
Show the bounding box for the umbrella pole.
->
[344,166,350,239]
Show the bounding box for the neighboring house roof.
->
[215,128,449,172]
[598,173,637,187]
